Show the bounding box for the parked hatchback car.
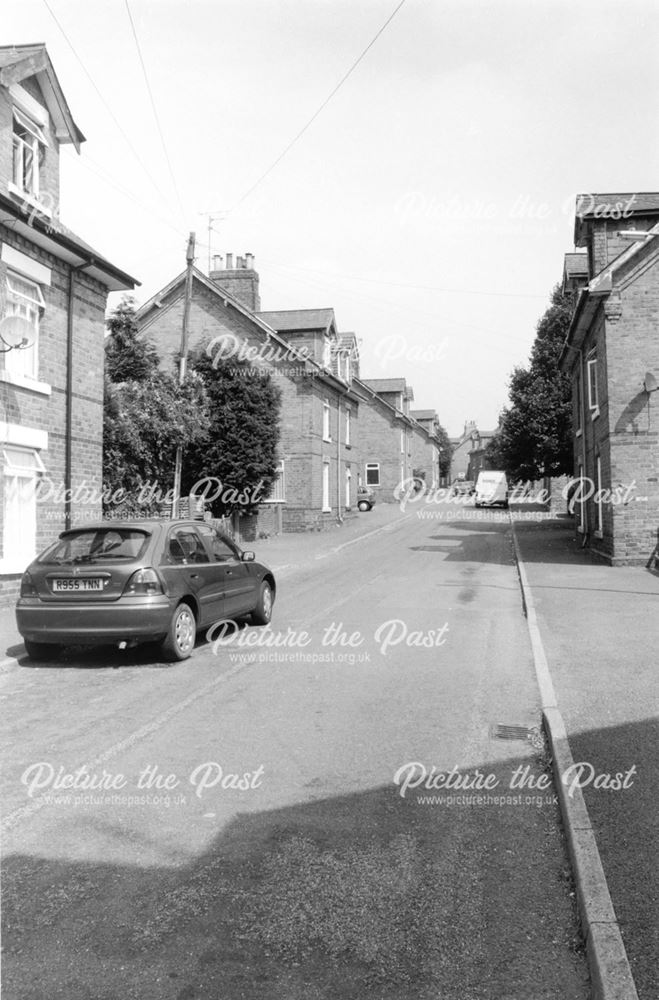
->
[357,485,376,511]
[16,520,276,662]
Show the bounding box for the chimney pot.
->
[236,255,245,269]
[212,255,223,271]
[246,252,254,269]
[226,253,233,269]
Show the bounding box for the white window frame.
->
[587,353,599,416]
[575,371,583,436]
[576,462,586,534]
[345,407,351,446]
[322,461,331,512]
[365,463,380,487]
[595,455,603,537]
[322,398,332,442]
[3,271,44,379]
[345,466,352,509]
[1,446,46,573]
[265,460,286,502]
[12,108,48,200]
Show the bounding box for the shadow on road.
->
[2,742,595,1000]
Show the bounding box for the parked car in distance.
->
[450,479,475,498]
[357,485,376,511]
[474,470,509,508]
[15,519,276,662]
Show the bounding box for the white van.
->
[474,470,509,508]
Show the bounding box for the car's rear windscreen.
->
[39,528,151,565]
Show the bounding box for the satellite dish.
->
[643,372,658,393]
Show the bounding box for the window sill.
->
[594,529,603,539]
[0,371,51,395]
[0,558,29,576]
[7,182,52,217]
[262,499,286,504]
[577,524,586,534]
[590,408,600,421]
[321,507,332,513]
[322,437,333,444]
[575,428,582,438]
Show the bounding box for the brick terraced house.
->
[0,44,136,600]
[136,256,363,533]
[559,193,659,564]
[357,378,440,501]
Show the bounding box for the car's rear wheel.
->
[24,639,61,661]
[358,501,370,512]
[160,602,196,661]
[251,581,273,625]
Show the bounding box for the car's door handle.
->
[226,570,233,576]
[188,573,200,580]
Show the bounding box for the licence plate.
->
[52,578,104,592]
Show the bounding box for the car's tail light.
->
[124,568,163,596]
[20,571,38,597]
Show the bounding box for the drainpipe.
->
[65,262,91,530]
[577,345,589,541]
[336,396,342,519]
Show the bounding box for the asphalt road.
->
[1,510,590,1000]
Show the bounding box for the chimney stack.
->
[208,251,261,311]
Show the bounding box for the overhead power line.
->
[260,258,549,300]
[123,0,187,225]
[41,0,173,213]
[229,0,408,213]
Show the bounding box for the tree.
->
[105,296,160,383]
[434,423,453,479]
[103,299,208,514]
[485,285,573,482]
[181,346,282,517]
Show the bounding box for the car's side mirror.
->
[241,551,256,562]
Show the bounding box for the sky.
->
[4,0,659,437]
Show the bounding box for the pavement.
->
[511,515,659,1000]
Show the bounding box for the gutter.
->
[0,192,138,291]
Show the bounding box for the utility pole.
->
[172,232,196,517]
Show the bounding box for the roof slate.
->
[362,378,407,393]
[257,308,335,332]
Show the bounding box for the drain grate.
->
[490,724,544,748]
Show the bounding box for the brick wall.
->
[356,391,412,502]
[604,262,659,563]
[0,226,109,597]
[569,258,659,564]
